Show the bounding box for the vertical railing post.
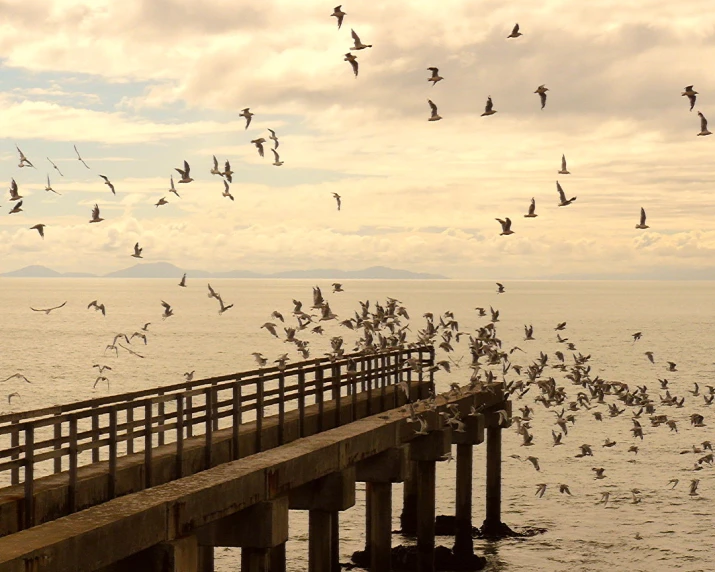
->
[68,416,78,513]
[428,345,436,396]
[23,425,35,529]
[176,394,184,479]
[366,358,373,416]
[255,377,264,453]
[144,401,153,489]
[278,372,286,445]
[186,393,194,438]
[232,381,241,460]
[157,390,165,447]
[10,420,20,485]
[298,368,306,438]
[205,388,213,469]
[212,382,219,431]
[316,366,324,432]
[333,362,341,428]
[126,402,134,455]
[91,406,100,463]
[417,348,425,400]
[406,350,413,403]
[53,413,62,473]
[379,355,387,411]
[108,406,117,499]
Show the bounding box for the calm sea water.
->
[0,279,713,571]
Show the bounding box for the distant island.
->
[0,263,448,280]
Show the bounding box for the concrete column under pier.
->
[269,543,286,572]
[241,547,271,572]
[481,401,510,536]
[308,509,332,571]
[198,546,214,572]
[400,460,418,534]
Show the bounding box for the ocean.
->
[0,278,712,571]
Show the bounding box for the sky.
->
[0,0,714,279]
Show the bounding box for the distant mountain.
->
[1,263,448,280]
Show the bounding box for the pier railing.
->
[0,345,434,530]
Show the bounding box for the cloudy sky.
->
[0,0,714,279]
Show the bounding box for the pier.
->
[0,345,511,571]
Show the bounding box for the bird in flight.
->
[427,99,442,121]
[30,224,46,238]
[632,332,642,342]
[645,351,655,364]
[74,145,90,168]
[161,300,174,320]
[47,157,64,177]
[45,175,60,195]
[222,180,234,201]
[176,160,194,183]
[534,85,548,109]
[524,197,538,218]
[216,295,234,315]
[350,29,372,50]
[99,175,115,195]
[223,160,233,183]
[88,300,106,315]
[697,112,712,136]
[131,243,143,258]
[2,373,32,384]
[155,197,168,207]
[481,96,497,116]
[559,154,570,174]
[90,204,104,223]
[507,23,522,38]
[331,5,346,29]
[30,301,66,314]
[333,192,342,211]
[16,146,34,168]
[168,176,180,197]
[251,138,266,157]
[682,85,697,111]
[9,201,22,214]
[496,283,505,293]
[556,181,576,206]
[427,67,443,86]
[496,217,514,235]
[344,53,358,77]
[271,149,284,166]
[240,108,254,129]
[179,273,187,287]
[635,207,649,229]
[9,179,22,201]
[210,155,222,176]
[207,284,220,300]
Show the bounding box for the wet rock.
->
[351,544,487,571]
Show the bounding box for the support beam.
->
[453,444,474,557]
[400,461,418,535]
[368,482,392,572]
[241,547,270,572]
[416,460,436,572]
[289,468,356,512]
[308,510,332,572]
[482,425,502,535]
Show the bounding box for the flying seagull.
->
[427,67,443,86]
[556,181,576,206]
[333,192,341,211]
[89,204,104,223]
[496,217,514,235]
[74,145,90,168]
[30,301,66,314]
[481,96,497,116]
[524,197,538,218]
[636,207,649,229]
[344,53,358,77]
[331,5,346,29]
[155,197,168,207]
[9,200,23,214]
[161,300,174,320]
[44,175,60,195]
[179,273,187,287]
[168,176,180,197]
[496,283,505,293]
[507,23,522,38]
[251,138,266,157]
[175,160,194,183]
[88,300,106,316]
[16,146,34,168]
[535,85,548,109]
[222,180,234,201]
[210,155,222,176]
[350,29,372,50]
[2,373,32,384]
[697,112,712,136]
[131,243,143,258]
[223,160,233,183]
[216,295,234,315]
[271,149,284,166]
[559,154,570,174]
[428,99,442,121]
[46,157,64,177]
[682,86,697,111]
[240,108,254,130]
[99,175,115,195]
[9,179,21,201]
[30,224,46,238]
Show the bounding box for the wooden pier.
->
[0,345,511,571]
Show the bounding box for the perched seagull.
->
[9,179,22,201]
[178,273,187,287]
[333,192,342,211]
[87,300,106,316]
[496,283,505,293]
[74,145,90,168]
[496,217,514,235]
[481,96,497,116]
[9,201,23,214]
[697,111,712,136]
[559,154,570,174]
[221,180,234,201]
[30,301,66,314]
[682,86,698,111]
[16,146,34,168]
[556,181,576,206]
[524,197,538,218]
[344,53,358,77]
[534,85,548,109]
[271,149,284,166]
[350,29,372,50]
[184,371,195,382]
[427,99,442,121]
[2,373,32,384]
[240,108,254,130]
[99,175,115,195]
[160,300,174,320]
[47,157,64,177]
[131,243,143,258]
[331,5,346,29]
[175,160,194,183]
[44,175,60,195]
[155,197,168,207]
[30,224,46,238]
[223,160,233,183]
[251,138,266,157]
[210,155,222,176]
[636,207,649,229]
[507,23,522,38]
[427,67,443,86]
[168,176,180,197]
[89,204,104,223]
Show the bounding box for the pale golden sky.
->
[0,0,714,278]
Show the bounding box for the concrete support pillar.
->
[198,546,214,572]
[368,482,392,572]
[365,483,373,554]
[308,509,332,572]
[331,511,340,572]
[483,425,502,535]
[241,547,271,572]
[400,460,418,534]
[416,460,436,572]
[269,543,286,572]
[453,443,474,557]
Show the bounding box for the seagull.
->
[668,479,679,489]
[210,155,222,176]
[9,179,22,201]
[697,112,712,136]
[175,160,194,183]
[635,207,649,229]
[598,492,610,506]
[131,243,143,258]
[87,300,106,316]
[267,128,279,149]
[496,217,514,235]
[16,146,34,168]
[525,456,540,471]
[2,373,32,384]
[524,325,535,340]
[99,175,115,195]
[507,23,522,38]
[559,484,572,495]
[161,300,174,320]
[481,96,497,116]
[427,67,443,86]
[9,201,22,214]
[89,204,104,223]
[30,301,66,314]
[207,284,220,300]
[7,392,21,404]
[251,138,266,157]
[535,483,547,498]
[667,361,677,372]
[558,154,570,174]
[556,181,576,206]
[223,160,234,183]
[184,371,195,382]
[168,176,180,197]
[222,180,234,200]
[331,5,346,29]
[155,197,168,207]
[252,352,268,367]
[427,99,442,121]
[44,175,60,194]
[47,157,64,177]
[93,376,110,389]
[496,283,505,293]
[413,416,429,435]
[534,85,548,109]
[592,467,607,479]
[344,53,358,77]
[682,86,698,111]
[689,479,700,496]
[524,197,538,218]
[74,145,90,168]
[30,224,46,238]
[350,29,372,50]
[645,351,655,364]
[632,332,642,342]
[261,322,279,337]
[178,273,187,287]
[216,295,234,315]
[271,149,284,166]
[240,108,254,130]
[333,192,342,211]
